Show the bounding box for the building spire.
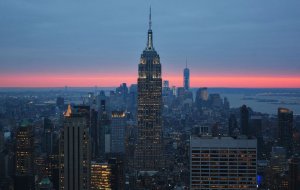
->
[186,57,188,68]
[64,104,72,117]
[149,6,152,30]
[146,6,154,50]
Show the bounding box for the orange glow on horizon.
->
[0,74,299,88]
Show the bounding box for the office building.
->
[90,108,98,159]
[288,156,299,190]
[278,108,293,156]
[264,146,288,189]
[116,83,128,101]
[128,84,138,116]
[0,125,3,152]
[111,111,126,153]
[250,116,264,159]
[91,162,111,189]
[270,146,286,174]
[195,88,209,109]
[177,87,186,98]
[15,120,34,190]
[190,136,257,189]
[228,114,238,137]
[42,117,53,155]
[209,93,223,108]
[109,157,125,190]
[135,8,164,171]
[59,105,91,190]
[96,93,110,159]
[240,105,250,137]
[171,86,176,96]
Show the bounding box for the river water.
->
[201,88,300,115]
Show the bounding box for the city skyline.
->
[1,0,300,88]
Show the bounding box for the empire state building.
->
[135,8,164,172]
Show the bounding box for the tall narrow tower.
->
[59,105,91,190]
[183,58,190,91]
[278,108,293,156]
[135,8,163,172]
[14,121,34,190]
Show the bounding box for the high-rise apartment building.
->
[59,105,91,190]
[190,136,257,189]
[135,8,164,171]
[278,108,293,156]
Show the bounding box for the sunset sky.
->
[1,0,300,88]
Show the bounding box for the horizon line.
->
[1,86,300,89]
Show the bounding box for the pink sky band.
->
[1,74,299,88]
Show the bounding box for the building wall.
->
[59,107,91,190]
[111,111,126,153]
[190,136,257,190]
[135,27,164,171]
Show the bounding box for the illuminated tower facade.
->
[90,162,111,189]
[135,8,163,171]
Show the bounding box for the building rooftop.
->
[190,135,257,148]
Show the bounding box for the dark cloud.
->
[0,0,299,76]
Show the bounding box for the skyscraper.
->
[278,108,293,156]
[14,120,34,190]
[59,105,91,190]
[96,92,110,159]
[240,104,250,137]
[42,117,53,155]
[183,59,190,91]
[111,111,126,153]
[250,116,264,159]
[135,8,163,171]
